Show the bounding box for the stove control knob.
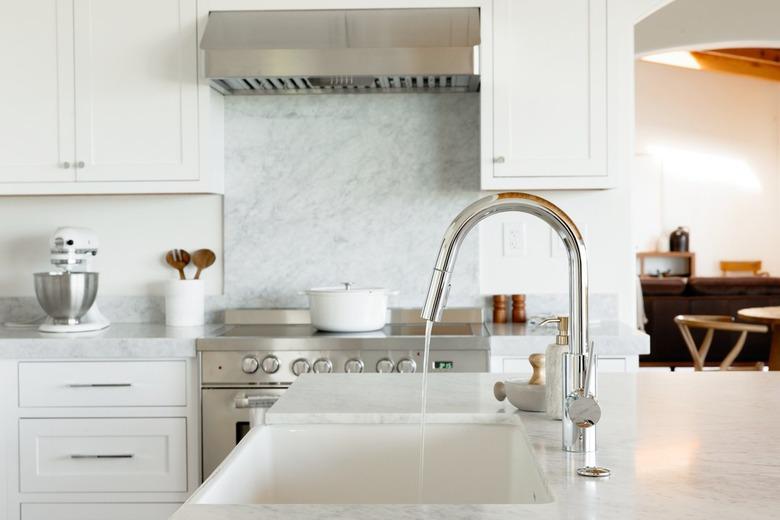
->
[291,358,310,376]
[397,358,417,373]
[312,358,333,374]
[376,358,395,373]
[241,356,259,374]
[261,355,280,374]
[345,358,364,373]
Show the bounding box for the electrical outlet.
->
[503,222,527,257]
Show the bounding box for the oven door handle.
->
[234,394,280,409]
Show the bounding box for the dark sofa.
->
[641,277,780,366]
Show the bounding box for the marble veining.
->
[223,94,482,309]
[173,372,780,520]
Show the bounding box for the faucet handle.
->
[583,340,597,398]
[567,341,600,428]
[568,394,601,429]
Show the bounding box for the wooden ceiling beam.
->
[691,49,780,83]
[704,48,780,65]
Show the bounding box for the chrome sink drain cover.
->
[577,466,611,478]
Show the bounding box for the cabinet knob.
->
[62,162,71,169]
[76,161,86,168]
[493,156,506,164]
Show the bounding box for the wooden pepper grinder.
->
[492,295,508,323]
[512,294,527,323]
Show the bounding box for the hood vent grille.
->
[201,8,480,95]
[212,75,479,95]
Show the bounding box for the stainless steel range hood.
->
[200,8,480,95]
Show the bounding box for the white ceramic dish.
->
[494,379,546,412]
[305,283,390,332]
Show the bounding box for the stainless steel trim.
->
[198,334,489,352]
[200,8,480,95]
[224,307,483,326]
[234,394,279,409]
[66,383,132,388]
[70,454,134,459]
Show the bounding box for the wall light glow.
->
[641,51,701,70]
[646,145,761,192]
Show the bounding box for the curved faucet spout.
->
[421,192,597,453]
[421,192,588,357]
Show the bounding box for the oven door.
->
[201,386,285,480]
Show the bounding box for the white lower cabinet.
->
[2,358,198,520]
[22,502,181,520]
[20,418,187,493]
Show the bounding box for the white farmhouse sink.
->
[189,423,552,505]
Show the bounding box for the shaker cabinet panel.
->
[0,0,76,183]
[73,0,199,182]
[485,0,610,189]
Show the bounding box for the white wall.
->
[636,0,780,56]
[0,195,223,296]
[634,60,780,276]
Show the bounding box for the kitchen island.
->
[173,371,780,519]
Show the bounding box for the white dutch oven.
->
[305,283,390,332]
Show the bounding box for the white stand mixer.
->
[38,227,111,333]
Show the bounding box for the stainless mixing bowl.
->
[34,272,99,324]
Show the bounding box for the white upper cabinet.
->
[0,0,76,183]
[0,0,221,194]
[73,0,199,183]
[484,0,612,189]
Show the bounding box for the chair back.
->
[720,260,767,277]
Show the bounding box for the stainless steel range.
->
[198,308,489,478]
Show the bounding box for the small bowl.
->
[34,272,99,324]
[494,379,546,412]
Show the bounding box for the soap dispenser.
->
[540,316,569,420]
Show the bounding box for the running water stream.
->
[417,319,434,503]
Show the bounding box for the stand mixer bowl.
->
[34,272,99,324]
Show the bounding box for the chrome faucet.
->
[421,192,601,453]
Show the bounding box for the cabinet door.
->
[0,0,76,182]
[489,0,607,187]
[73,0,199,182]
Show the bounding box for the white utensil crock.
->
[165,279,205,327]
[305,283,389,332]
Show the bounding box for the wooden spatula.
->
[165,249,191,280]
[192,249,216,280]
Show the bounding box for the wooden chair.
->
[720,260,768,277]
[674,315,768,371]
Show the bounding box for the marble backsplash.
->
[222,93,482,309]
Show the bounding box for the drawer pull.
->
[66,383,133,388]
[70,454,135,459]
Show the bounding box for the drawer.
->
[19,418,187,493]
[22,503,181,520]
[19,360,186,407]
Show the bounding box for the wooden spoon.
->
[165,249,191,280]
[192,249,216,280]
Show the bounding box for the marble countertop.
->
[488,319,649,356]
[0,323,224,358]
[172,371,780,519]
